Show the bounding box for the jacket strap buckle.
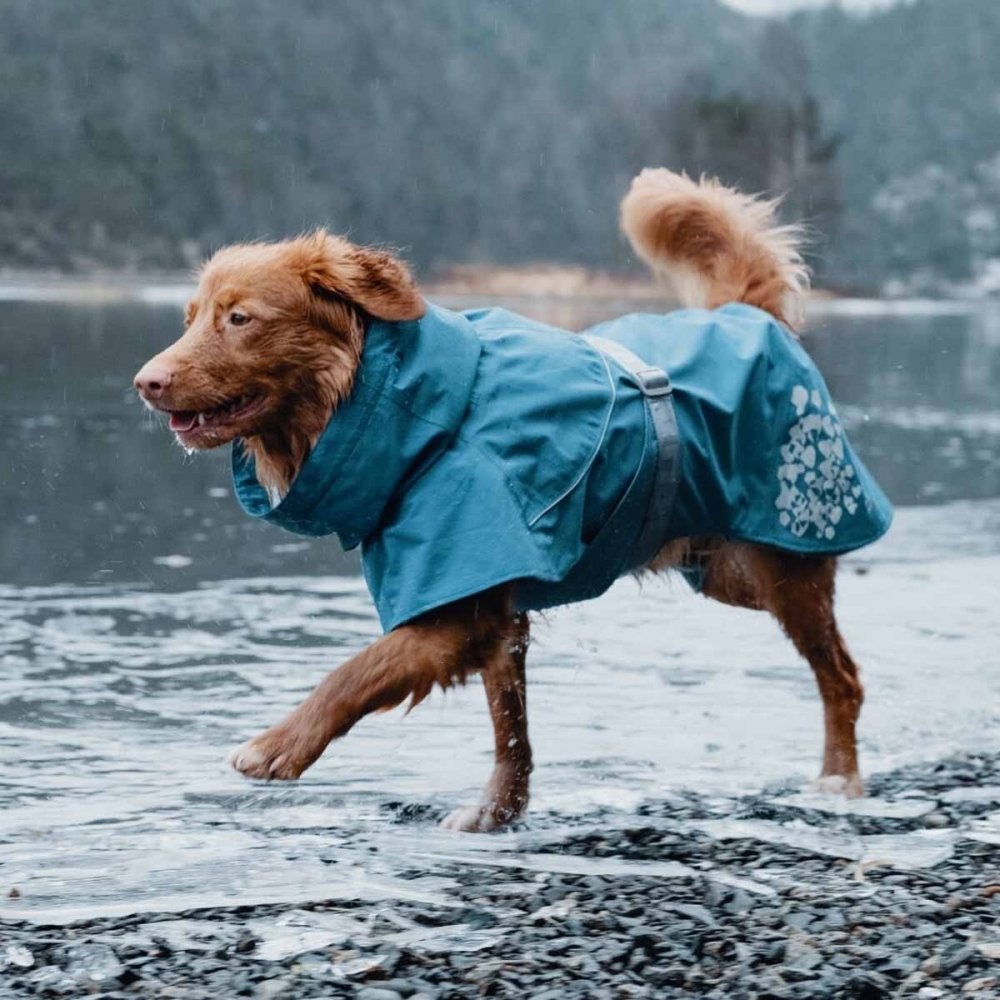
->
[632,365,672,397]
[583,334,680,568]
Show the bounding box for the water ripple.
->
[3,510,999,921]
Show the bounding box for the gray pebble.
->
[355,989,404,1000]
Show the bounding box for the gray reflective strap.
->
[584,335,680,566]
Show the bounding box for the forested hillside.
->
[1,0,997,293]
[794,0,1000,293]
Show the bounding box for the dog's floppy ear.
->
[299,229,424,322]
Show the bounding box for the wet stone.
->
[884,952,922,976]
[253,977,296,999]
[924,812,952,828]
[668,903,716,927]
[786,950,824,977]
[844,973,890,1000]
[356,989,405,1000]
[61,941,125,984]
[940,943,977,973]
[233,933,258,954]
[3,751,1000,998]
[379,978,421,997]
[25,966,77,994]
[782,909,816,931]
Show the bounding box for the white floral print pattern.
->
[774,384,863,541]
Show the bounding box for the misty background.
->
[1,0,998,296]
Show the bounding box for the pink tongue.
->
[169,411,199,433]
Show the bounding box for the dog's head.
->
[134,231,423,465]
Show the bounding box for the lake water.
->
[2,290,999,923]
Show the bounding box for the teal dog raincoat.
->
[233,301,892,631]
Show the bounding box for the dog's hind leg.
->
[229,587,516,784]
[442,612,533,832]
[700,542,865,797]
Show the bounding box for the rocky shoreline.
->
[2,752,999,999]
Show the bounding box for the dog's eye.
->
[229,311,251,327]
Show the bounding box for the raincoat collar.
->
[231,302,482,549]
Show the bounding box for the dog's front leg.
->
[229,588,514,782]
[442,613,532,832]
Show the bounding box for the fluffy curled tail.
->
[620,168,809,331]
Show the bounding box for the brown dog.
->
[135,170,872,832]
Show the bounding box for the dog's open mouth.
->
[166,395,266,445]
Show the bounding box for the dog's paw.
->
[442,763,530,832]
[228,731,307,781]
[441,790,527,833]
[812,772,865,799]
[441,803,510,833]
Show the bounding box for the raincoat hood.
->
[232,304,481,550]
